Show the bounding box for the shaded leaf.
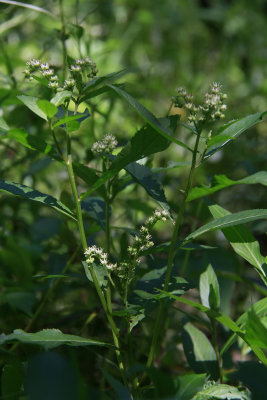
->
[244,309,267,349]
[175,374,206,400]
[199,264,220,310]
[0,180,76,220]
[182,322,219,379]
[37,99,57,119]
[186,209,267,241]
[81,197,108,230]
[0,329,113,350]
[0,116,10,131]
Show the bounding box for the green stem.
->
[211,319,223,383]
[146,127,202,368]
[59,0,67,81]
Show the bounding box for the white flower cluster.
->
[70,57,98,79]
[91,134,118,155]
[84,245,116,270]
[127,209,170,257]
[172,82,227,124]
[24,59,59,89]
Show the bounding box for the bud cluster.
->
[24,56,98,92]
[84,245,116,270]
[24,59,59,89]
[91,134,118,155]
[127,209,170,258]
[172,82,227,125]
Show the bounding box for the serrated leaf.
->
[188,171,267,202]
[186,209,267,241]
[51,90,71,106]
[208,204,267,282]
[107,84,192,151]
[182,322,219,378]
[204,111,267,160]
[37,99,58,119]
[17,95,47,120]
[80,116,178,199]
[0,329,112,350]
[192,383,250,400]
[199,264,220,310]
[0,180,76,220]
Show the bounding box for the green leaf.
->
[80,70,128,99]
[37,99,58,119]
[0,116,10,132]
[175,374,206,400]
[51,90,72,106]
[0,180,76,220]
[0,329,113,350]
[186,209,267,241]
[159,291,267,365]
[182,322,219,379]
[192,383,250,400]
[4,291,36,317]
[8,128,61,160]
[188,171,267,202]
[1,363,24,399]
[52,113,88,128]
[0,1,57,19]
[17,95,48,120]
[244,309,267,349]
[107,84,192,151]
[208,204,267,282]
[83,261,109,289]
[204,111,267,160]
[199,264,220,310]
[125,162,169,210]
[80,116,178,199]
[81,197,108,230]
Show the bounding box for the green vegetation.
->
[0,1,267,399]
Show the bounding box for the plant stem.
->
[211,319,223,383]
[59,0,67,81]
[146,127,202,368]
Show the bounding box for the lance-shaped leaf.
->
[186,209,267,241]
[208,204,267,282]
[0,180,76,220]
[199,264,220,310]
[188,171,267,202]
[203,111,267,160]
[80,116,178,199]
[106,84,192,151]
[17,95,48,120]
[0,116,10,132]
[0,329,113,350]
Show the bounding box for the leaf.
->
[0,116,10,131]
[0,180,76,220]
[175,374,207,400]
[0,0,57,19]
[1,363,24,399]
[192,383,250,400]
[0,329,113,350]
[4,291,36,317]
[37,99,58,119]
[52,112,88,128]
[51,90,72,106]
[81,197,108,230]
[107,84,192,151]
[80,116,179,199]
[244,309,267,349]
[186,209,267,241]
[188,171,267,202]
[208,204,267,282]
[103,370,132,400]
[83,261,109,289]
[17,95,48,120]
[199,264,220,310]
[182,322,219,379]
[158,291,267,365]
[203,111,267,160]
[8,128,61,160]
[125,161,169,210]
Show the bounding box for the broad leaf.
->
[52,112,88,128]
[175,374,206,400]
[0,116,10,131]
[208,204,267,282]
[182,322,219,379]
[107,84,192,151]
[37,99,58,119]
[81,197,108,230]
[245,309,267,349]
[17,95,47,120]
[80,116,178,199]
[192,383,250,400]
[188,171,267,202]
[186,209,267,241]
[0,180,76,220]
[203,111,267,160]
[83,261,109,289]
[199,264,220,310]
[51,90,71,106]
[0,329,112,350]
